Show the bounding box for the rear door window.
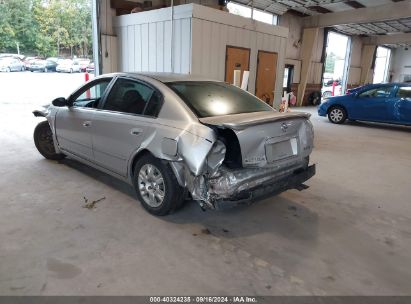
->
[396,87,411,100]
[102,78,162,117]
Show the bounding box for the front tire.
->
[133,154,184,216]
[34,121,66,160]
[328,106,347,124]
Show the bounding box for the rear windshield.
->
[167,81,273,118]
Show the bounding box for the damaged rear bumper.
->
[212,164,316,209]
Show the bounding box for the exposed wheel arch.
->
[129,149,153,179]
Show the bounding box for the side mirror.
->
[52,97,68,107]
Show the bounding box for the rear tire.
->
[328,106,347,124]
[133,154,184,216]
[308,91,321,106]
[34,121,66,160]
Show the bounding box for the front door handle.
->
[130,128,142,135]
[83,121,91,127]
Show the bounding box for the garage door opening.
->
[0,0,94,107]
[373,46,391,84]
[322,31,351,99]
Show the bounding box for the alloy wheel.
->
[138,164,165,208]
[329,108,344,123]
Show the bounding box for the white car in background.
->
[321,79,342,98]
[0,57,25,72]
[56,59,81,73]
[322,84,342,98]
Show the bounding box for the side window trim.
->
[99,76,164,118]
[96,76,119,110]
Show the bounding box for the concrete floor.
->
[1,73,411,295]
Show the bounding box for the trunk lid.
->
[199,111,311,168]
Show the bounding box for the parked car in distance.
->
[322,79,342,98]
[0,53,25,60]
[0,57,25,72]
[46,57,62,63]
[77,59,91,72]
[24,57,36,70]
[56,59,80,73]
[29,60,58,72]
[318,83,411,125]
[32,73,315,216]
[86,62,94,73]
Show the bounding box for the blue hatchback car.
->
[318,83,411,125]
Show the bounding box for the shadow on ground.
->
[61,157,319,242]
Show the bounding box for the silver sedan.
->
[33,73,315,215]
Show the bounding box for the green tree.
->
[324,52,337,73]
[1,0,92,57]
[0,0,37,54]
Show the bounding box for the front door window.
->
[72,78,112,108]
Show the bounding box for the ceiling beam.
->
[345,1,365,9]
[303,1,411,28]
[362,33,411,45]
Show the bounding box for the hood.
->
[198,111,310,130]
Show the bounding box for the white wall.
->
[190,16,287,102]
[391,47,411,82]
[279,13,303,60]
[279,13,323,85]
[115,4,289,105]
[347,36,362,85]
[115,6,192,73]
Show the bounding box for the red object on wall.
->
[332,81,337,96]
[85,72,90,99]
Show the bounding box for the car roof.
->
[364,82,411,88]
[118,72,219,83]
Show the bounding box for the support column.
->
[297,27,319,106]
[360,44,376,85]
[91,0,100,76]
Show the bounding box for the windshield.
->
[167,81,273,118]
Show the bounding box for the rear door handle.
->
[130,128,142,135]
[83,121,91,127]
